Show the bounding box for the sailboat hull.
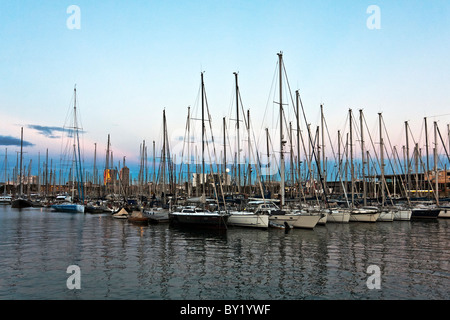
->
[438,207,450,218]
[349,212,380,222]
[378,211,395,221]
[411,208,440,219]
[227,213,269,229]
[293,214,321,229]
[169,212,229,230]
[393,210,412,221]
[51,203,85,213]
[11,198,33,209]
[327,210,351,223]
[269,215,299,228]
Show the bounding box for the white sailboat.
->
[438,205,450,218]
[227,209,269,229]
[349,207,380,222]
[326,208,351,223]
[51,86,85,214]
[392,206,412,221]
[378,209,395,222]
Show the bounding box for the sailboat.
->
[168,73,229,230]
[347,109,379,222]
[0,148,11,204]
[11,128,33,209]
[51,86,85,214]
[375,112,394,222]
[266,52,322,229]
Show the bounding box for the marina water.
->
[0,205,449,300]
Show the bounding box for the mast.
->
[434,121,439,205]
[4,148,7,196]
[337,130,341,189]
[359,109,366,206]
[424,117,430,198]
[349,109,354,207]
[223,116,227,194]
[162,109,167,204]
[379,113,385,206]
[187,107,191,197]
[45,149,48,196]
[405,121,411,199]
[414,143,419,197]
[93,142,97,192]
[295,90,301,197]
[289,122,294,198]
[73,86,84,203]
[19,127,23,197]
[266,127,271,197]
[278,52,285,207]
[201,72,206,203]
[105,134,110,196]
[247,109,251,193]
[234,72,241,193]
[152,140,156,194]
[321,104,327,198]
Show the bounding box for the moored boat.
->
[51,202,85,213]
[290,207,323,229]
[0,195,12,205]
[378,209,395,222]
[127,210,150,224]
[249,201,299,228]
[112,208,129,219]
[349,207,380,222]
[11,197,34,209]
[227,211,269,229]
[169,206,229,230]
[326,209,351,223]
[438,205,450,218]
[145,207,170,223]
[391,206,412,221]
[411,205,440,220]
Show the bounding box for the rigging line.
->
[323,111,349,206]
[175,109,190,184]
[281,59,297,121]
[379,119,401,204]
[436,125,450,164]
[381,115,406,176]
[298,93,329,206]
[246,115,267,200]
[266,128,280,177]
[258,60,279,147]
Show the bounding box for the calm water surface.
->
[0,205,449,300]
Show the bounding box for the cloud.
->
[0,135,34,147]
[27,124,66,139]
[27,124,86,139]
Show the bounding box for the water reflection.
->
[0,205,449,300]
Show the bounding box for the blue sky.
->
[1,0,450,180]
